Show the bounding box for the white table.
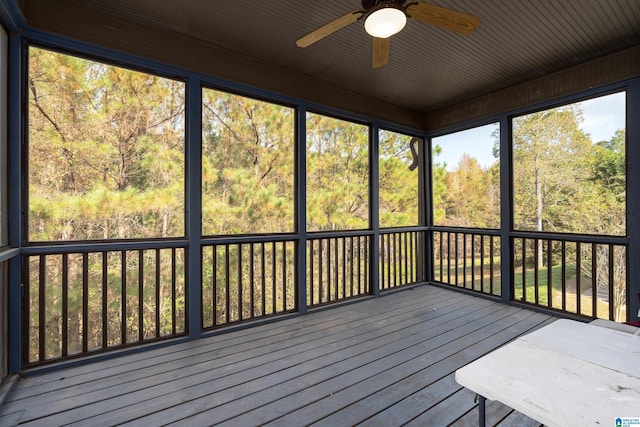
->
[455,319,640,427]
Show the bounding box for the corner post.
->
[296,105,308,314]
[186,77,202,339]
[499,115,513,302]
[370,123,380,296]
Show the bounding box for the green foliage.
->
[202,90,295,235]
[443,154,499,228]
[431,145,447,224]
[29,47,186,241]
[306,113,370,231]
[379,131,420,227]
[510,105,624,235]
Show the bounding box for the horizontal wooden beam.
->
[427,45,640,131]
[22,0,426,130]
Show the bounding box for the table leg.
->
[478,394,486,427]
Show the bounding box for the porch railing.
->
[512,234,628,322]
[23,244,187,366]
[432,229,501,297]
[306,233,371,308]
[379,229,426,291]
[201,238,296,330]
[20,228,630,367]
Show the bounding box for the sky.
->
[432,91,626,171]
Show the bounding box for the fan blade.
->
[296,11,364,48]
[372,37,390,68]
[406,2,479,35]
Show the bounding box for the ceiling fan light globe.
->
[364,7,407,38]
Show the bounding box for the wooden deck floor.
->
[0,285,556,426]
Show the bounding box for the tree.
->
[201,90,295,235]
[512,106,591,235]
[306,113,369,231]
[379,131,420,227]
[443,154,499,228]
[431,145,447,224]
[29,47,185,241]
[512,106,591,269]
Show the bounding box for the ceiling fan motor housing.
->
[362,0,408,11]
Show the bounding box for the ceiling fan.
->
[296,0,480,68]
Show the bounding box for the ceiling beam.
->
[427,45,640,131]
[21,0,426,130]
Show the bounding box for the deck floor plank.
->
[10,288,448,402]
[273,311,549,427]
[72,292,484,426]
[10,290,469,424]
[0,285,558,427]
[148,301,505,426]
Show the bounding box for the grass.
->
[513,263,622,319]
[434,259,624,320]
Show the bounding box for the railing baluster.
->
[333,238,338,301]
[327,238,332,301]
[82,253,89,353]
[282,241,287,310]
[155,249,161,335]
[471,234,476,291]
[238,244,243,321]
[250,243,255,319]
[350,236,355,297]
[410,232,415,283]
[387,233,392,289]
[121,251,127,345]
[261,242,266,315]
[575,242,581,315]
[403,232,408,284]
[364,236,369,293]
[61,253,69,358]
[171,248,177,334]
[521,238,526,302]
[318,239,324,304]
[309,240,315,306]
[397,233,402,287]
[489,236,494,295]
[608,244,614,321]
[225,245,230,324]
[480,234,485,293]
[138,250,144,342]
[463,233,467,288]
[534,238,539,305]
[438,232,443,283]
[272,241,277,314]
[591,243,597,318]
[357,236,362,294]
[38,255,46,361]
[342,237,346,299]
[212,245,218,326]
[562,241,567,313]
[380,234,385,290]
[454,233,459,287]
[546,240,552,309]
[101,252,107,348]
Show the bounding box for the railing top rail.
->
[430,226,500,235]
[201,234,298,246]
[307,230,374,239]
[0,247,20,262]
[380,226,428,234]
[21,240,188,255]
[510,231,628,245]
